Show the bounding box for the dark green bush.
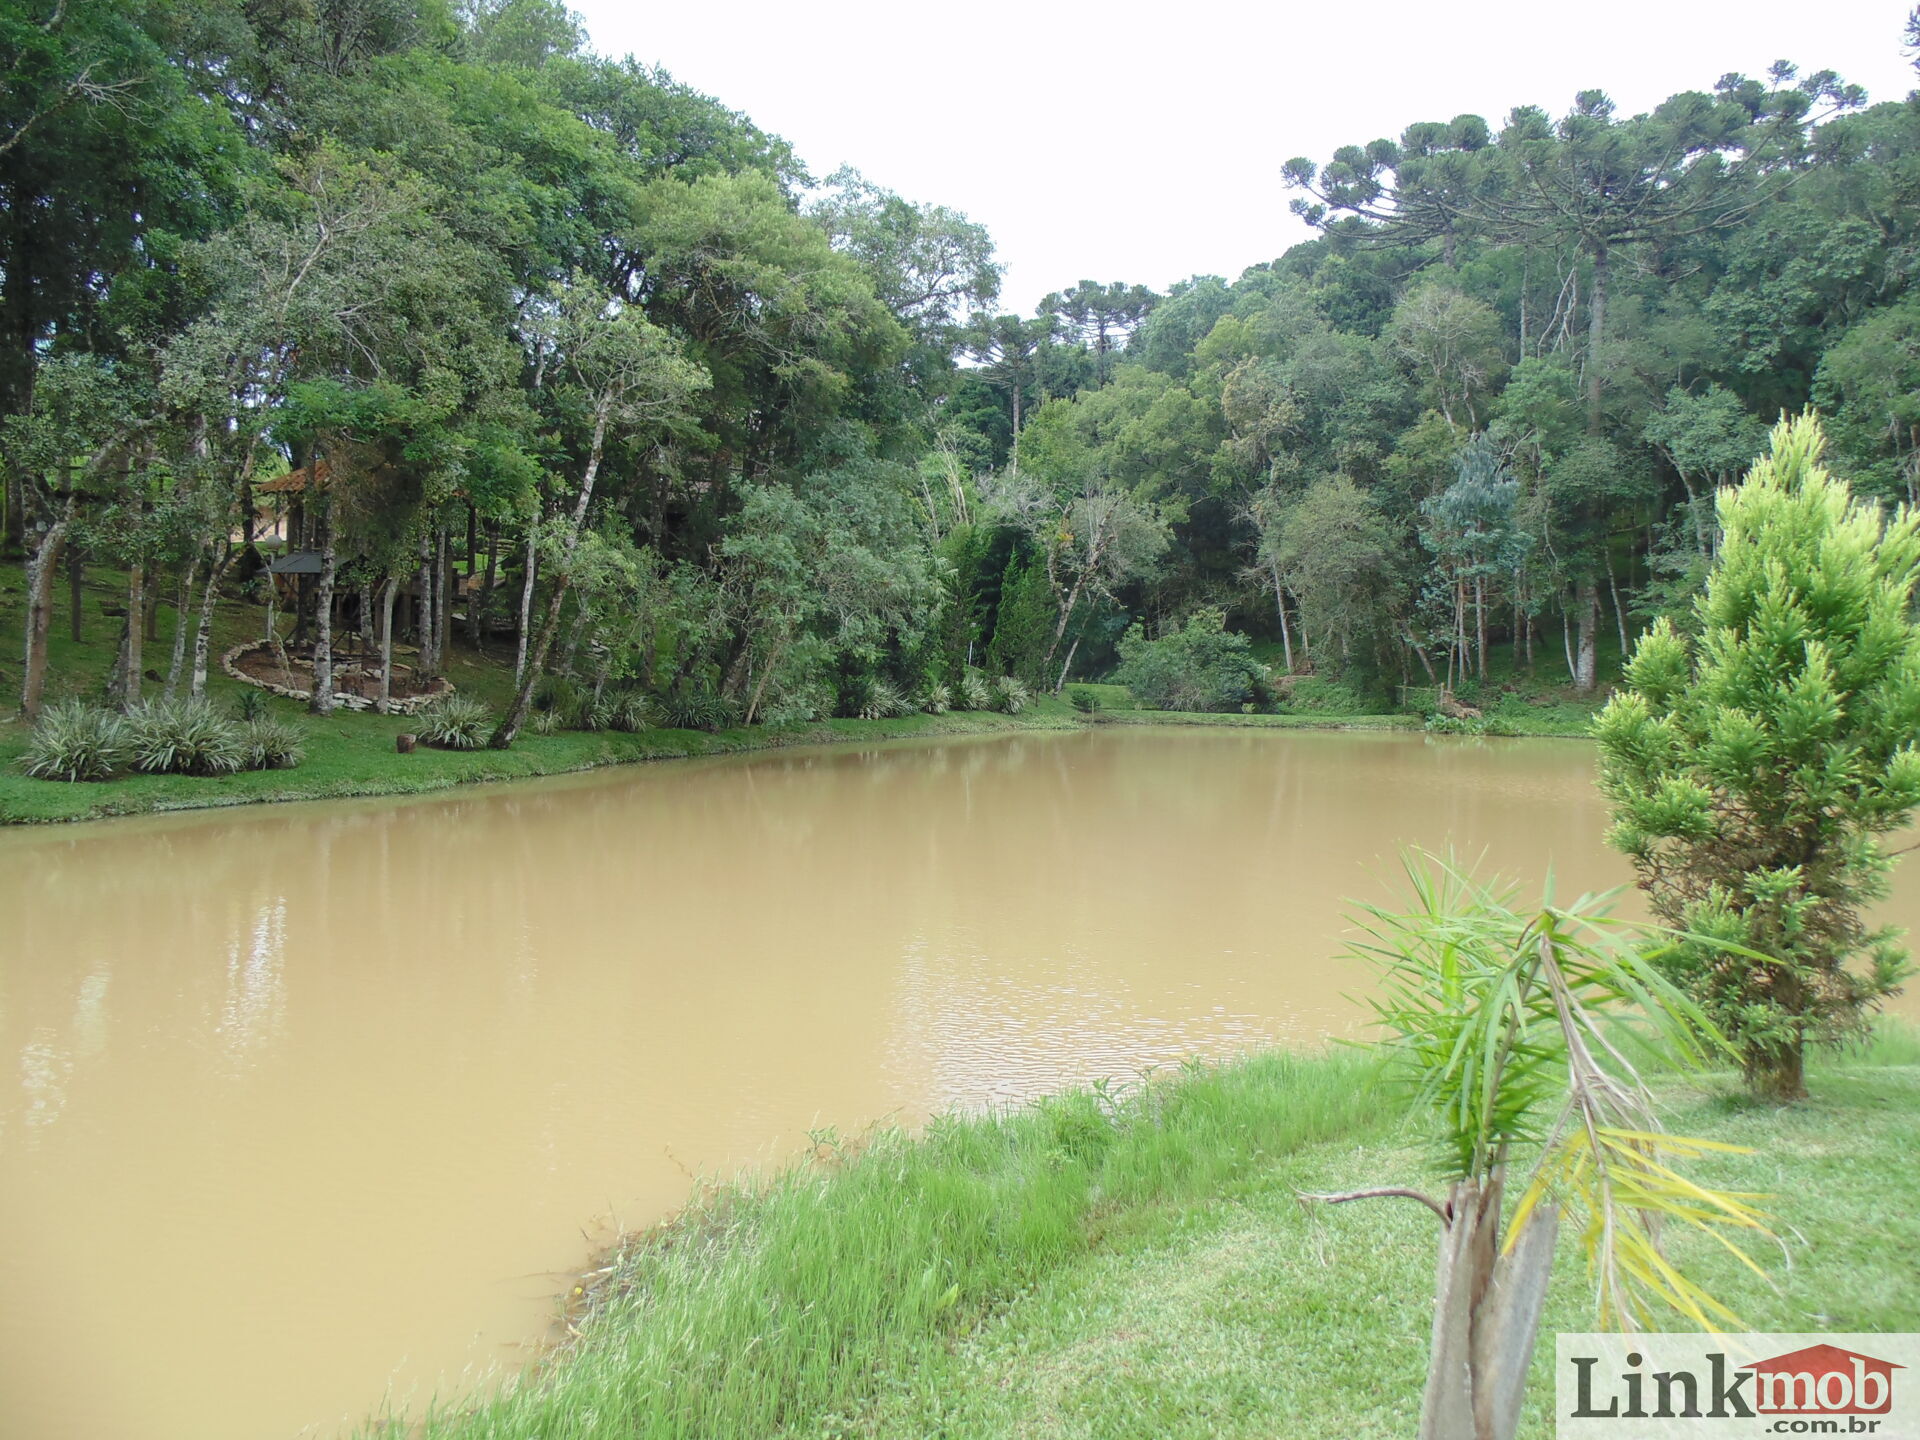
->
[1113,609,1269,713]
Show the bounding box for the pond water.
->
[2,727,1915,1440]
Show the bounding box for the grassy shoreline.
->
[0,695,1593,827]
[389,1031,1920,1440]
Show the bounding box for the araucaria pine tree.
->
[1595,414,1920,1101]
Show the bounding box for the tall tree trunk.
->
[375,576,398,715]
[560,600,590,677]
[415,533,436,679]
[163,559,197,698]
[1574,581,1599,693]
[1605,549,1629,660]
[67,547,83,642]
[309,504,336,715]
[189,544,231,699]
[1562,603,1576,683]
[1474,575,1487,682]
[1054,632,1082,694]
[122,564,145,709]
[494,404,611,748]
[1585,241,1609,435]
[20,507,70,721]
[475,523,498,658]
[513,526,537,687]
[435,521,451,669]
[1271,560,1295,674]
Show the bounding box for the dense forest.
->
[7,0,1920,738]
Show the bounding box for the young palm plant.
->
[1315,854,1770,1440]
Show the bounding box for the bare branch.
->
[1299,1186,1453,1223]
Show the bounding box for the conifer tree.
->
[1595,414,1920,1100]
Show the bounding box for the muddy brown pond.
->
[4,727,1918,1440]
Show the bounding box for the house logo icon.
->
[1555,1332,1920,1438]
[1742,1344,1903,1417]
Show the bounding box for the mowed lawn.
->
[400,1036,1920,1440]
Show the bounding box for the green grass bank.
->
[393,1031,1920,1440]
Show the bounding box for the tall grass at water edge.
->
[397,1048,1388,1440]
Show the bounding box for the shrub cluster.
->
[1422,712,1518,737]
[1113,609,1271,713]
[21,697,307,782]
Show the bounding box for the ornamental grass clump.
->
[662,688,737,733]
[125,699,246,776]
[991,675,1030,714]
[21,700,126,782]
[1595,414,1920,1101]
[920,681,951,715]
[241,716,306,771]
[416,695,493,751]
[606,690,653,733]
[958,671,994,712]
[857,678,911,720]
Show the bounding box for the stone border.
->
[221,642,454,715]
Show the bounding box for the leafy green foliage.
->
[990,675,1030,715]
[1596,415,1920,1099]
[1114,609,1269,713]
[1352,854,1766,1329]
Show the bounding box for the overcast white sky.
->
[570,0,1917,314]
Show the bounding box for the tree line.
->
[7,0,1920,738]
